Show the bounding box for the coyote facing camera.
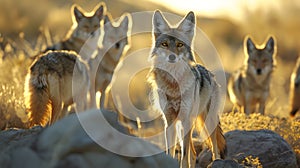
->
[228,35,276,115]
[89,13,131,109]
[45,3,105,55]
[147,10,226,168]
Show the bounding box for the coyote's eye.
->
[177,42,183,48]
[262,59,268,63]
[161,42,168,47]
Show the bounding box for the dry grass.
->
[0,56,30,129]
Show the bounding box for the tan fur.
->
[195,106,227,159]
[24,50,90,127]
[89,13,131,109]
[228,35,276,115]
[147,10,226,168]
[44,3,105,54]
[290,56,300,117]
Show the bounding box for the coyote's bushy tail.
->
[24,73,51,127]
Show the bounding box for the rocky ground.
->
[198,130,297,168]
[0,109,298,168]
[0,109,178,168]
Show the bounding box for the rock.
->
[0,126,43,168]
[0,126,42,148]
[198,129,298,168]
[0,109,179,168]
[208,159,243,168]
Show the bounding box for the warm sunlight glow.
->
[151,0,239,12]
[147,0,242,20]
[147,0,284,23]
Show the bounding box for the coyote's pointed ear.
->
[93,4,105,20]
[153,10,170,38]
[120,14,130,31]
[177,11,195,40]
[73,5,85,23]
[245,36,256,54]
[104,14,112,26]
[264,36,275,55]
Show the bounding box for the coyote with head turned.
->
[89,13,131,109]
[290,56,300,117]
[24,50,90,127]
[228,35,276,115]
[147,10,226,167]
[44,3,105,55]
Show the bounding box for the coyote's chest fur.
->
[243,69,271,92]
[149,64,196,114]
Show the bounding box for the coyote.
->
[44,3,105,55]
[89,13,131,109]
[24,50,90,127]
[228,35,276,115]
[147,10,226,167]
[290,56,300,117]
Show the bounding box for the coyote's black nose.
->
[115,42,120,49]
[169,54,176,61]
[257,69,262,75]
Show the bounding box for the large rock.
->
[198,130,298,168]
[0,109,179,168]
[0,126,43,168]
[208,159,243,168]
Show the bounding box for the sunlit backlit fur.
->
[88,12,131,109]
[228,35,276,115]
[24,50,90,127]
[147,10,226,168]
[289,56,300,117]
[44,3,105,54]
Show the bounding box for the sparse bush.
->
[0,84,27,129]
[0,45,32,129]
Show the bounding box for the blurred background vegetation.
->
[0,0,299,164]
